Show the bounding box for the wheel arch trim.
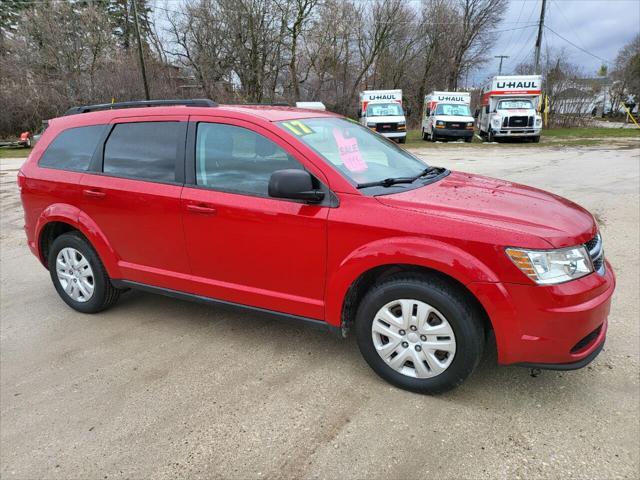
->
[325,236,499,328]
[34,204,120,277]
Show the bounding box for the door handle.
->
[186,203,217,214]
[83,189,106,199]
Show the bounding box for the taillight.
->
[17,170,26,191]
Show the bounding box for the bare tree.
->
[446,0,507,89]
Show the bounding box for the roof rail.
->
[63,99,217,116]
[234,102,290,107]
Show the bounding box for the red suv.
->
[18,100,615,393]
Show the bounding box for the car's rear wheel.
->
[355,274,484,394]
[48,232,120,313]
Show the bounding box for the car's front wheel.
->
[48,232,120,313]
[355,274,484,394]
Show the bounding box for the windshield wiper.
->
[356,166,445,189]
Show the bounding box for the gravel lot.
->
[1,143,639,479]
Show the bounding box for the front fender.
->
[325,236,499,328]
[35,204,121,277]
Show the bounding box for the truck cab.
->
[359,90,407,143]
[478,75,543,142]
[421,92,474,142]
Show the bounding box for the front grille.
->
[376,123,398,132]
[570,324,603,354]
[507,116,533,127]
[445,121,466,130]
[585,233,605,275]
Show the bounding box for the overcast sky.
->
[472,0,640,85]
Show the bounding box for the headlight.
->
[536,117,542,126]
[505,246,592,285]
[436,120,445,126]
[466,122,474,129]
[366,122,376,128]
[492,118,501,126]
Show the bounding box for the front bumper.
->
[379,131,406,139]
[494,128,541,137]
[434,128,473,139]
[468,260,615,367]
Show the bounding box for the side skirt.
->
[111,279,343,337]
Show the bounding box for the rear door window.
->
[39,125,105,172]
[103,122,183,183]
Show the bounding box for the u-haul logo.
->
[437,95,465,102]
[367,94,397,101]
[497,81,539,89]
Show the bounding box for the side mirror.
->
[268,169,324,203]
[474,109,479,118]
[485,105,490,114]
[357,110,363,118]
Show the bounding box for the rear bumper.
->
[434,128,473,138]
[469,260,615,366]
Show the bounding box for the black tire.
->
[430,131,437,142]
[532,135,540,143]
[422,128,428,141]
[398,137,406,144]
[464,136,473,143]
[355,273,485,394]
[48,232,120,313]
[487,129,494,143]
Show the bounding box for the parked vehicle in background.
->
[478,75,543,142]
[421,92,474,142]
[358,89,407,143]
[19,99,615,394]
[0,131,33,149]
[295,101,326,111]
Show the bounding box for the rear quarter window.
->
[38,125,105,172]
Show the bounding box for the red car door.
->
[79,116,190,289]
[180,116,330,320]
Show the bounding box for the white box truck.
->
[478,75,543,142]
[359,89,407,143]
[421,91,475,142]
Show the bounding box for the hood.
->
[366,115,405,123]
[376,171,596,248]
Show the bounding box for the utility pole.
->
[131,0,150,100]
[534,0,547,74]
[495,55,509,75]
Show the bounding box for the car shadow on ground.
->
[112,288,606,406]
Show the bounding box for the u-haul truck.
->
[478,75,542,142]
[359,89,407,143]
[421,91,474,142]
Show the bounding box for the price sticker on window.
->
[332,128,367,173]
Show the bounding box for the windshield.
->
[435,104,471,116]
[277,118,431,191]
[498,99,533,109]
[366,103,403,117]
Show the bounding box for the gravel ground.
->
[1,143,639,479]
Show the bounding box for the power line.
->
[544,24,613,64]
